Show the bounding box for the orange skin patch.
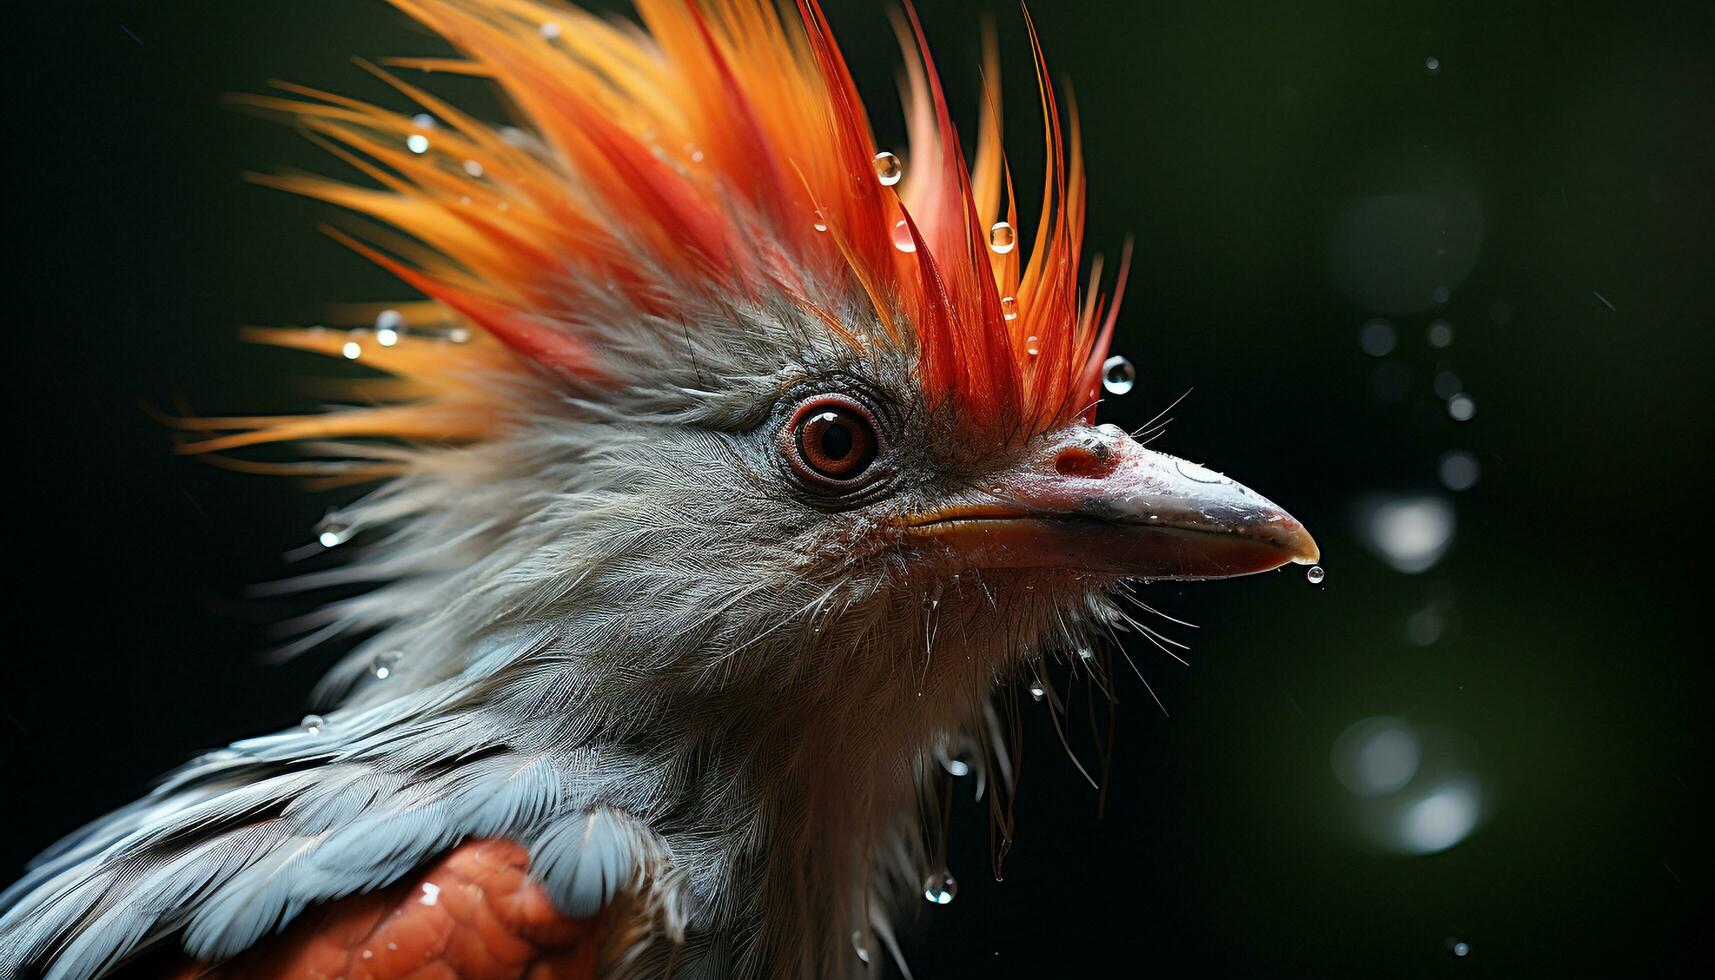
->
[167,840,615,980]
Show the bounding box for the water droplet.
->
[301,714,327,735]
[418,882,440,906]
[922,871,958,905]
[447,327,472,344]
[872,151,902,186]
[1077,647,1095,662]
[851,931,870,963]
[812,209,828,233]
[1360,318,1397,356]
[462,159,484,178]
[410,113,436,130]
[1451,939,1469,957]
[539,21,562,40]
[988,221,1016,254]
[1000,295,1018,321]
[1306,565,1326,585]
[1025,333,1039,356]
[685,144,705,163]
[316,515,350,548]
[370,650,403,680]
[937,736,976,777]
[1406,606,1445,646]
[376,328,400,348]
[1425,55,1441,75]
[1438,449,1480,491]
[892,219,916,252]
[1446,393,1476,421]
[1426,319,1454,348]
[341,340,363,360]
[1028,681,1046,701]
[1101,355,1136,395]
[375,309,406,332]
[405,133,430,155]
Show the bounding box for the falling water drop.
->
[1306,565,1326,585]
[922,871,958,905]
[405,133,430,155]
[1451,939,1470,957]
[1425,55,1442,75]
[988,221,1016,254]
[1427,319,1454,348]
[872,151,903,186]
[1447,393,1476,421]
[301,714,327,735]
[1101,355,1136,395]
[370,650,403,680]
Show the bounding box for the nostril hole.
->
[1054,445,1111,478]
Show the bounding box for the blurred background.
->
[4,0,1710,976]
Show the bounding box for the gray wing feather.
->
[0,713,655,980]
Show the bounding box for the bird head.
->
[182,0,1316,746]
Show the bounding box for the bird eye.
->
[785,396,881,488]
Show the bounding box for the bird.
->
[0,0,1318,977]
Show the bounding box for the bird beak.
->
[902,424,1319,580]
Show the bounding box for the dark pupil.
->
[817,415,854,461]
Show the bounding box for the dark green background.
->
[4,1,1709,976]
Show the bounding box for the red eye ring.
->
[784,395,882,488]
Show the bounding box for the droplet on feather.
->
[369,650,402,680]
[539,21,562,40]
[851,931,870,963]
[418,882,440,906]
[1025,334,1039,356]
[937,736,976,778]
[872,151,902,186]
[1028,681,1047,701]
[922,871,958,905]
[447,327,471,344]
[988,221,1016,254]
[892,220,916,253]
[316,515,350,548]
[405,133,430,155]
[341,340,363,360]
[1000,295,1018,321]
[1307,565,1326,585]
[1102,355,1136,395]
[300,714,326,735]
[375,309,406,332]
[462,159,485,178]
